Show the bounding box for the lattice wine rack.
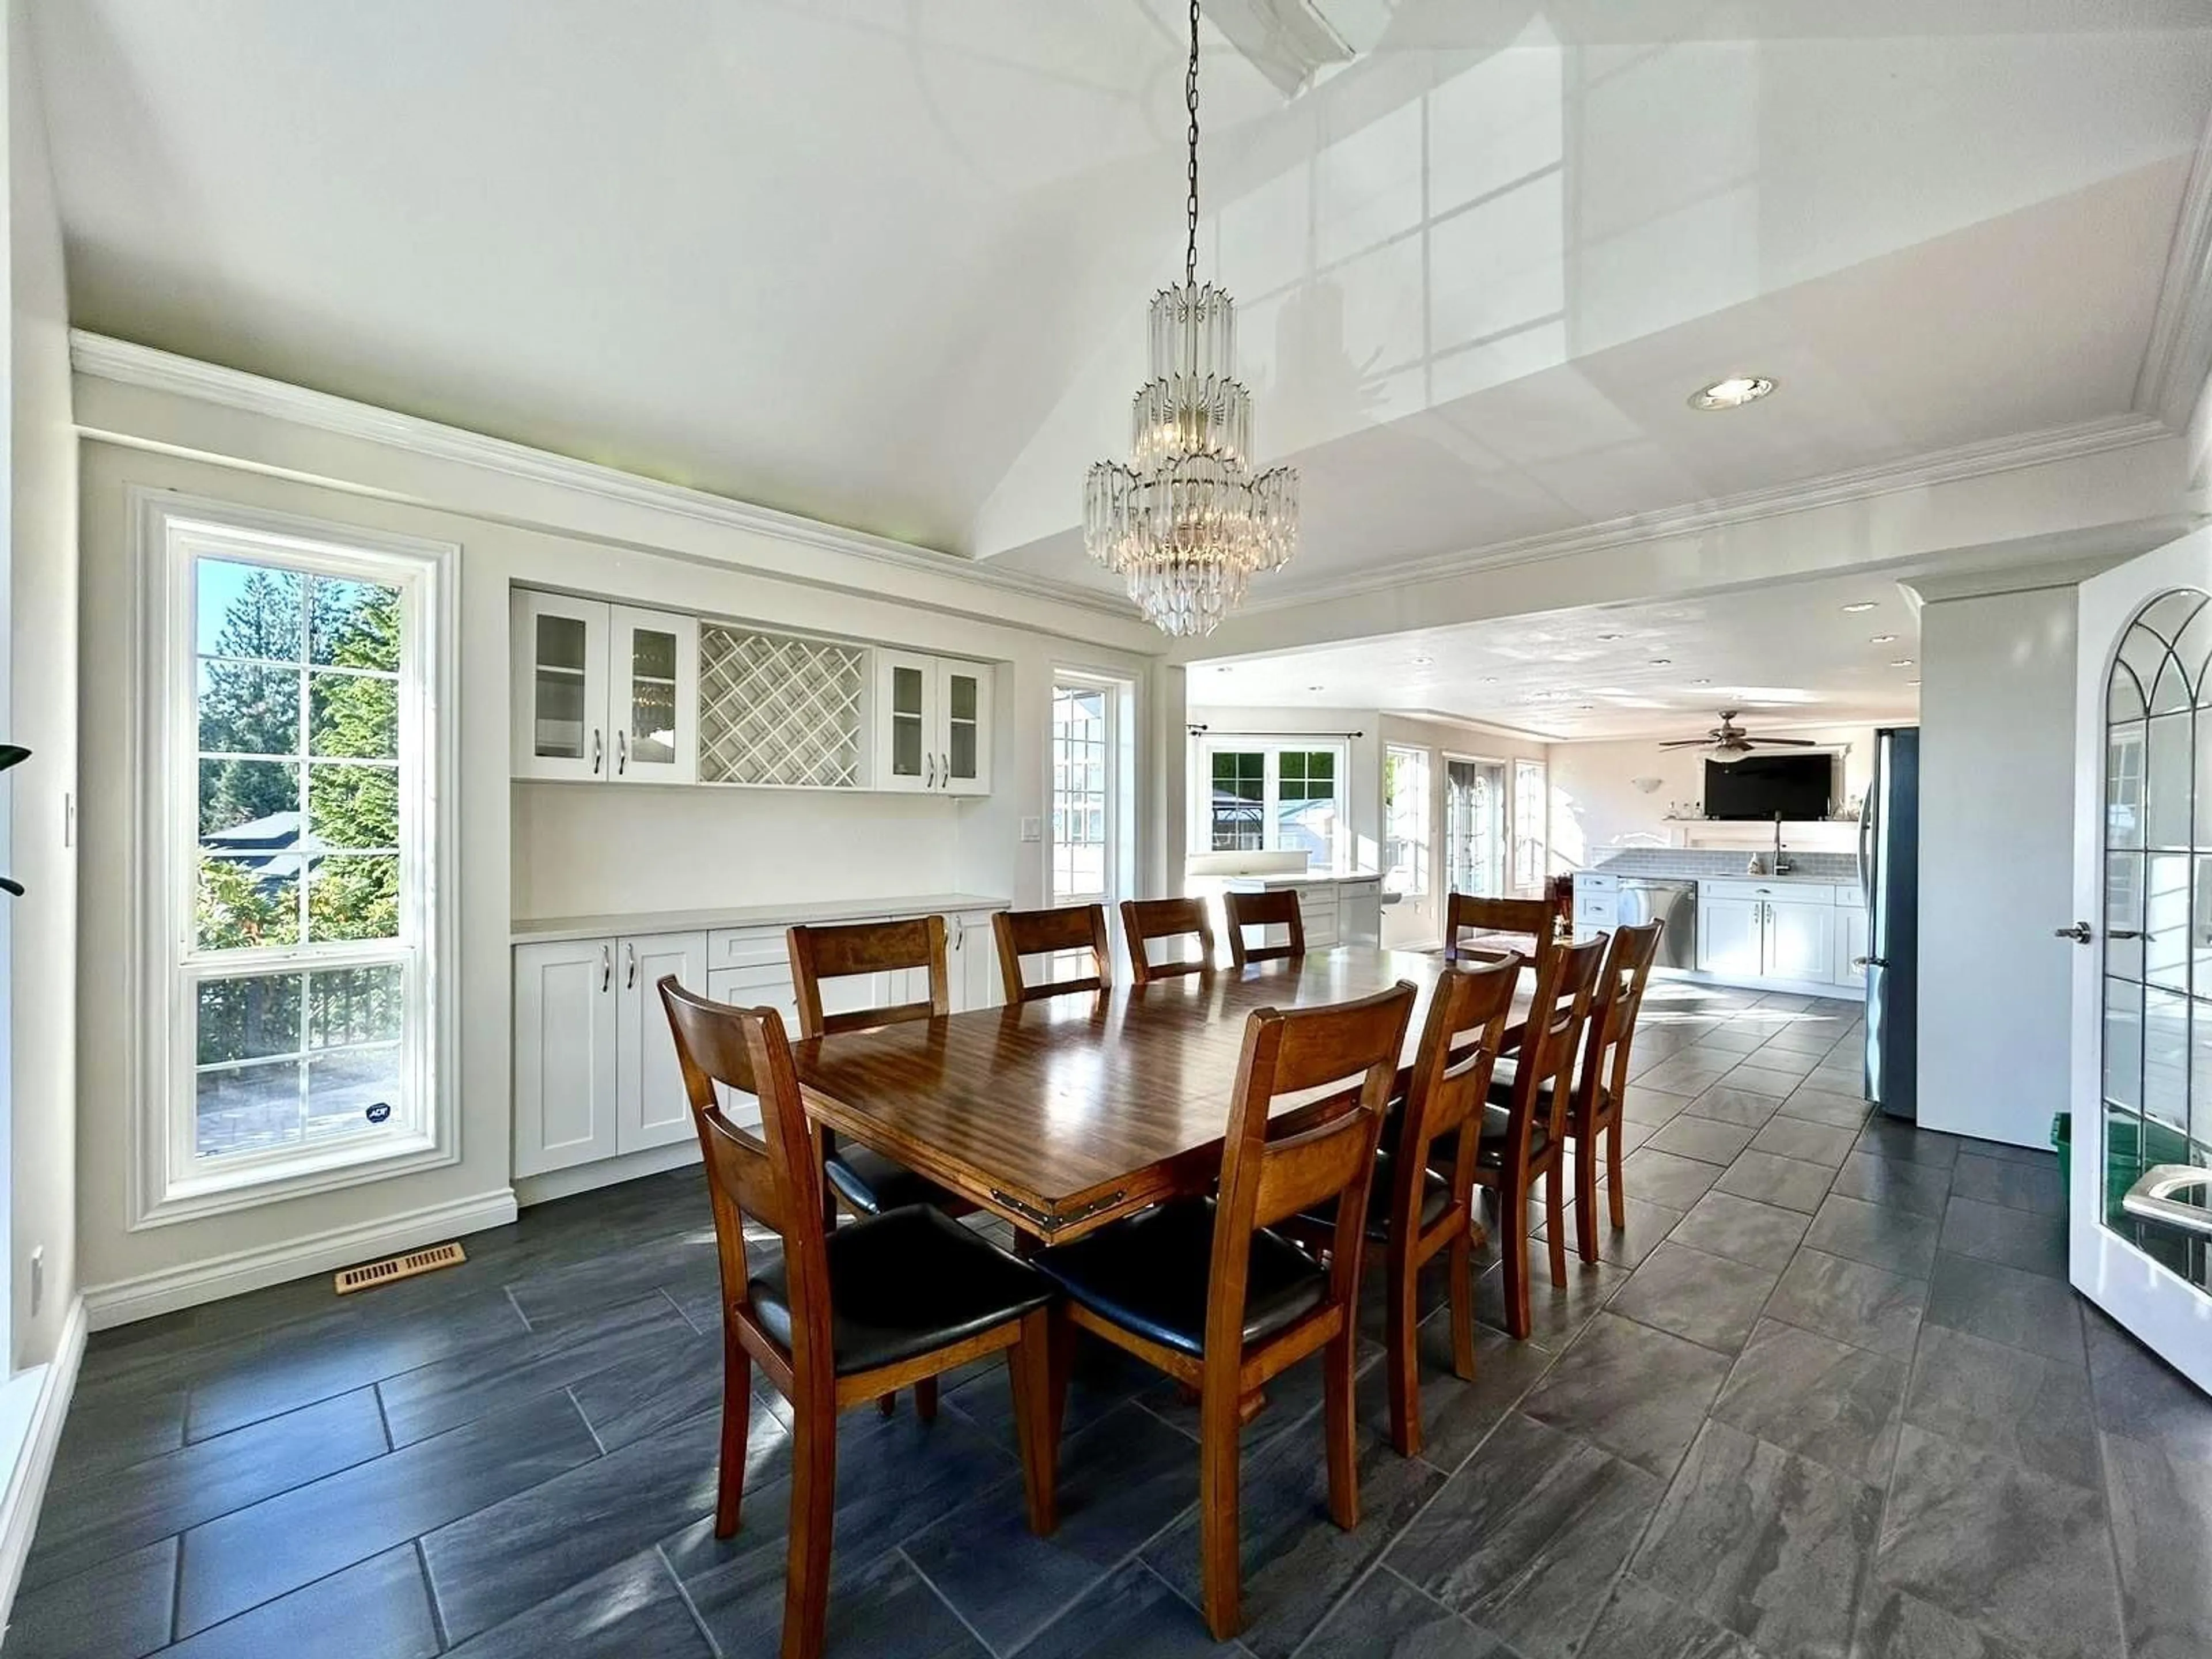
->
[696,625,866,787]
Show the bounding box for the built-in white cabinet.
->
[520,907,1002,1175]
[512,592,698,785]
[1835,899,1869,988]
[516,927,704,1177]
[1697,881,1839,987]
[874,653,993,796]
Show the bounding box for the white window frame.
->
[131,491,460,1229]
[1050,675,1120,905]
[1192,737,1351,873]
[1383,744,1431,899]
[1512,756,1548,892]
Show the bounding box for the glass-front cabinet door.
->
[875,650,934,792]
[607,607,698,785]
[2071,529,2212,1394]
[511,590,608,782]
[939,661,991,794]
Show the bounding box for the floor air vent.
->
[334,1241,467,1296]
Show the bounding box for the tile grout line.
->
[897,1543,1004,1659]
[414,1536,451,1653]
[656,1540,725,1659]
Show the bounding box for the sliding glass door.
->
[1444,757,1506,899]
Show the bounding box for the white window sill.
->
[132,1133,453,1231]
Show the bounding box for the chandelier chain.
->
[1185,0,1200,287]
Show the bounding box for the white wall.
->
[72,365,1159,1315]
[1184,704,1550,949]
[7,0,73,1370]
[1917,585,2077,1148]
[1550,726,1879,870]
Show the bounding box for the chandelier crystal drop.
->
[1082,0,1298,639]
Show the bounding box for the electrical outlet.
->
[29,1246,43,1316]
[1018,816,1043,843]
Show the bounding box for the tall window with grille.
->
[1384,744,1430,897]
[1512,756,1548,891]
[142,500,453,1219]
[1051,681,1113,902]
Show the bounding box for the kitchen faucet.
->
[1772,812,1792,876]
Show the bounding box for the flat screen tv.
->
[1703,753,1834,821]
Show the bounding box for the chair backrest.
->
[993,904,1113,1003]
[658,978,834,1381]
[1575,919,1665,1119]
[1443,893,1556,969]
[1206,982,1417,1361]
[1496,933,1607,1161]
[1224,889,1306,968]
[787,915,949,1038]
[1120,897,1217,985]
[1393,957,1521,1221]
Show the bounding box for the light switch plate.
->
[1019,816,1043,843]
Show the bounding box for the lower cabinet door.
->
[1697,897,1765,978]
[514,940,620,1176]
[617,931,709,1154]
[1764,900,1836,984]
[949,911,1002,1012]
[1835,905,1870,989]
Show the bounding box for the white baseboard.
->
[0,1295,88,1636]
[513,1139,702,1208]
[82,1190,519,1331]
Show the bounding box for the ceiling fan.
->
[1659,711,1817,755]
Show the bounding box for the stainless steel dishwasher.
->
[1616,877,1698,969]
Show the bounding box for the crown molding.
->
[1233,410,2175,618]
[67,331,1138,625]
[2137,111,2212,430]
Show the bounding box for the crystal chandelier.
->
[1083,0,1298,638]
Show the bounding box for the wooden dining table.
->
[793,946,1535,1245]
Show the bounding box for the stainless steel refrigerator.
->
[1861,726,1919,1120]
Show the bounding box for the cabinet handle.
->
[624,941,637,988]
[600,944,612,992]
[942,751,951,787]
[592,728,603,776]
[616,730,628,776]
[926,753,936,788]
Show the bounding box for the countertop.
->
[1588,870,1854,887]
[512,891,1012,946]
[1184,870,1384,888]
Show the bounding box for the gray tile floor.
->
[13,983,2212,1658]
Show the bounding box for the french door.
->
[1444,757,1505,898]
[2069,525,2212,1392]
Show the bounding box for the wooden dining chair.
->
[1468,933,1606,1338]
[1119,896,1217,984]
[786,916,961,1217]
[1563,919,1665,1263]
[993,904,1113,1003]
[658,979,1060,1659]
[1034,980,1417,1639]
[1223,889,1305,968]
[1442,892,1556,973]
[1287,957,1521,1458]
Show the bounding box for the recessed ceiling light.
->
[1649,658,1672,666]
[1482,676,1500,684]
[1842,602,1877,613]
[1595,632,1624,642]
[1869,634,1898,645]
[1691,677,1711,685]
[1306,683,1325,691]
[1890,659,1914,668]
[1907,678,1921,687]
[1689,374,1776,411]
[1411,655,1433,666]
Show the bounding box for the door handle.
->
[2122,1165,2212,1237]
[624,941,637,989]
[616,730,628,776]
[2054,922,2094,944]
[2108,929,2142,940]
[600,944,612,992]
[1854,956,1885,968]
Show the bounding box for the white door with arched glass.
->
[2070,527,2212,1393]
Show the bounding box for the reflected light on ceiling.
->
[1689,374,1776,411]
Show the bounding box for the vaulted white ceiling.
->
[32,1,2212,614]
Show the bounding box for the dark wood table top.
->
[793,946,1532,1243]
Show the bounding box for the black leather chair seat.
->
[1433,1094,1551,1173]
[824,1143,963,1215]
[1298,1149,1455,1243]
[1033,1198,1328,1358]
[747,1205,1054,1376]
